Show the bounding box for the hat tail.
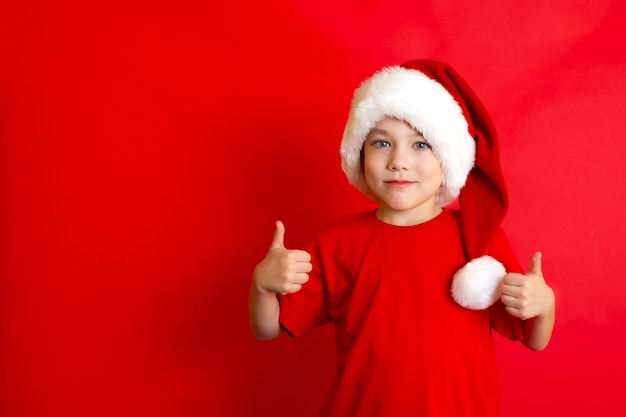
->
[401,60,510,311]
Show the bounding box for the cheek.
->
[362,152,379,179]
[416,156,442,179]
[363,161,376,185]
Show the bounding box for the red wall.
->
[2,1,626,416]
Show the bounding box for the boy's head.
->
[341,63,475,207]
[341,59,509,260]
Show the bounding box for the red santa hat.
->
[340,59,509,310]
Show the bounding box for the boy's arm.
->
[520,301,555,351]
[249,221,312,341]
[500,252,556,351]
[249,283,282,341]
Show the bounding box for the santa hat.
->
[340,59,509,310]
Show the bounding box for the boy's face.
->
[363,117,443,225]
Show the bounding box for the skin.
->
[362,117,443,226]
[249,220,311,341]
[249,117,555,351]
[501,251,555,351]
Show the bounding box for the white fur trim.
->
[340,66,475,207]
[451,256,506,310]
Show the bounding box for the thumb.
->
[527,251,543,275]
[270,220,286,249]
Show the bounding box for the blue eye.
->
[414,141,431,150]
[372,140,390,148]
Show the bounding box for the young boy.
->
[249,60,555,417]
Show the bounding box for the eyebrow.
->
[367,128,423,138]
[367,128,390,136]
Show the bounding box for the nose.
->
[388,148,409,171]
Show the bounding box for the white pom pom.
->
[451,256,506,310]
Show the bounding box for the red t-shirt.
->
[279,209,524,417]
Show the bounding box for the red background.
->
[2,1,626,416]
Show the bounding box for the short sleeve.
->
[277,238,331,337]
[487,228,525,341]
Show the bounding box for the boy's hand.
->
[252,221,312,295]
[500,252,555,320]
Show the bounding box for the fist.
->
[500,252,555,320]
[253,221,313,295]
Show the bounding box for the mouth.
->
[385,180,415,188]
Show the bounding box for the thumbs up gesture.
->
[252,221,313,295]
[500,252,555,320]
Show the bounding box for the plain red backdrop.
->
[2,1,626,416]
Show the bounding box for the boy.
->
[249,60,555,417]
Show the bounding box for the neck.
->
[375,205,443,226]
